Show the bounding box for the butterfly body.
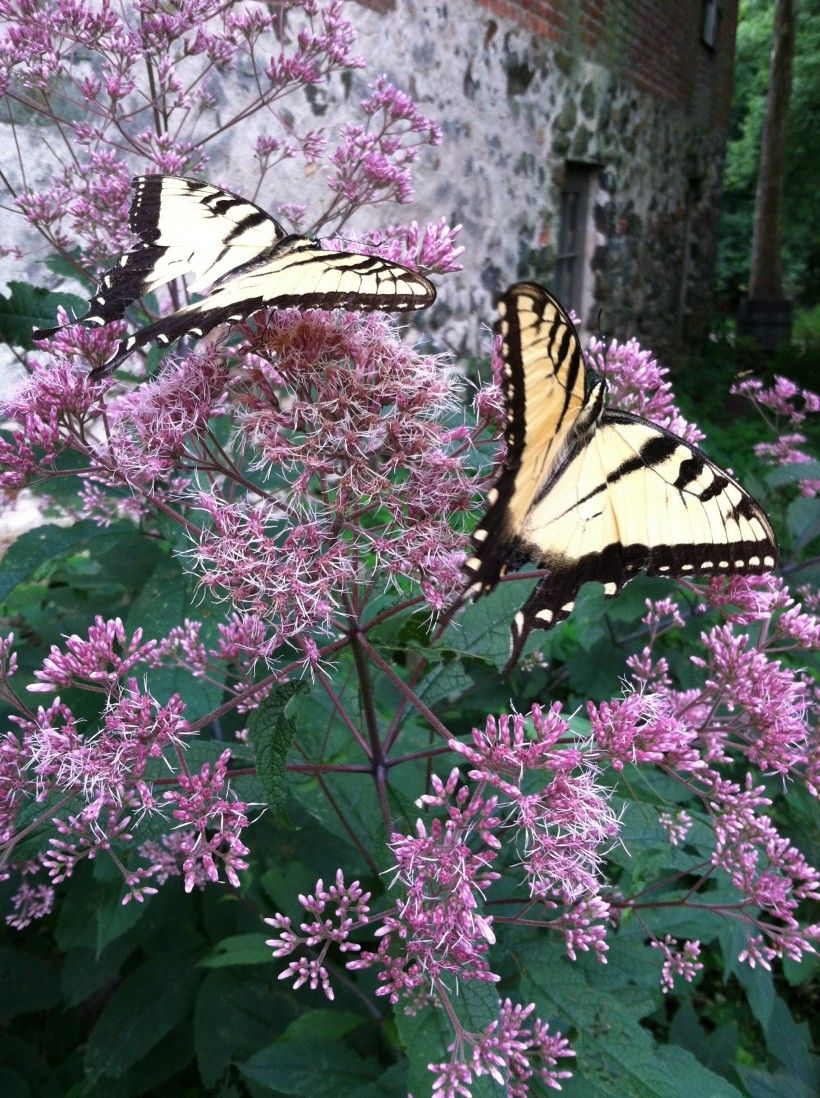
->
[465,282,778,671]
[34,175,436,377]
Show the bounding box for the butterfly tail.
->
[88,298,264,379]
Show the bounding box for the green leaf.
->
[0,1067,30,1098]
[357,1062,408,1098]
[439,577,546,670]
[737,1068,817,1098]
[240,1041,381,1095]
[0,948,60,1020]
[199,934,272,969]
[44,249,93,285]
[94,887,151,955]
[765,459,820,488]
[0,280,86,347]
[787,495,820,550]
[124,554,227,721]
[282,1009,364,1044]
[61,938,136,1007]
[247,682,307,818]
[396,983,504,1098]
[0,1034,63,1098]
[517,940,742,1097]
[259,811,369,911]
[752,986,817,1085]
[106,1023,194,1098]
[84,954,200,1080]
[194,969,299,1088]
[0,520,134,605]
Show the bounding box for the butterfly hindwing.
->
[504,411,778,667]
[464,281,779,673]
[34,174,436,374]
[92,240,437,376]
[464,282,600,594]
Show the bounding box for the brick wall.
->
[475,0,737,127]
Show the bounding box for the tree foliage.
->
[719,0,820,303]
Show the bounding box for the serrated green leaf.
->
[108,1023,194,1098]
[0,280,86,347]
[84,954,199,1080]
[240,1041,380,1095]
[194,969,299,1088]
[247,682,307,818]
[517,940,742,1097]
[413,650,474,706]
[439,577,545,670]
[701,1022,740,1077]
[61,937,136,1007]
[0,520,134,605]
[199,934,272,969]
[752,986,817,1084]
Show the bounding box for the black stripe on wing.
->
[503,412,779,672]
[33,175,289,341]
[463,282,596,597]
[89,299,266,379]
[89,249,437,378]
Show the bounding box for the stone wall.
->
[326,0,739,361]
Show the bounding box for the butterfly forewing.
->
[465,282,598,594]
[33,177,288,339]
[93,243,437,376]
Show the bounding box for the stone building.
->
[351,0,739,360]
[0,1,740,367]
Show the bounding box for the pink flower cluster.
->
[0,622,253,922]
[265,867,575,1095]
[266,870,372,1001]
[174,310,477,634]
[1,1,456,293]
[731,374,820,421]
[586,334,704,444]
[732,374,820,497]
[651,936,703,994]
[452,705,620,909]
[586,587,819,974]
[428,999,574,1097]
[325,74,442,222]
[266,704,618,1008]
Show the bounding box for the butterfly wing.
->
[464,281,603,595]
[34,175,288,338]
[89,239,437,377]
[503,409,778,669]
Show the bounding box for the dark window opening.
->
[555,162,597,315]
